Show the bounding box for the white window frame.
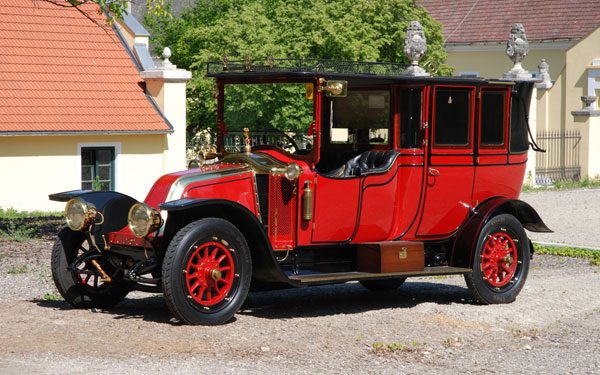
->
[78,142,122,191]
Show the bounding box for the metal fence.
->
[535,130,581,185]
[223,131,309,153]
[186,130,308,163]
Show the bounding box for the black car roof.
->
[205,58,514,86]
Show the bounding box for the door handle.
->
[428,168,440,176]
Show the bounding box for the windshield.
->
[223,83,314,156]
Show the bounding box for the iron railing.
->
[186,130,309,160]
[223,131,309,153]
[535,130,581,184]
[207,58,409,77]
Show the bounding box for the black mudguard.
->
[450,197,552,268]
[49,190,138,239]
[160,198,300,290]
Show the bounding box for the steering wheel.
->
[263,127,301,153]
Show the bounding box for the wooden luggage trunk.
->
[357,241,424,273]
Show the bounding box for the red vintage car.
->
[49,59,550,325]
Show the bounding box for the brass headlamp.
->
[65,197,98,231]
[128,203,163,238]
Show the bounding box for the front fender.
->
[160,198,298,289]
[450,197,552,268]
[49,190,138,236]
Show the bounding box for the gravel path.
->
[1,188,599,374]
[520,188,600,248]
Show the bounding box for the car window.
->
[433,87,474,149]
[397,86,423,149]
[480,89,508,148]
[330,89,390,146]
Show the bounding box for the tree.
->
[144,0,452,136]
[43,0,169,27]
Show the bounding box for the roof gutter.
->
[446,39,578,52]
[0,129,174,137]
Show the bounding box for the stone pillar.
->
[527,60,554,186]
[525,86,538,187]
[141,48,192,173]
[572,96,600,179]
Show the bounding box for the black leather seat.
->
[323,150,400,178]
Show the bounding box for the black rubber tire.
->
[161,218,252,325]
[359,277,406,292]
[51,227,129,309]
[464,214,530,304]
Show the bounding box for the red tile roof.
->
[0,0,171,133]
[419,0,600,44]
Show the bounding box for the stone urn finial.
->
[403,21,430,77]
[572,95,600,116]
[158,47,176,70]
[502,23,533,79]
[537,59,552,88]
[582,96,597,109]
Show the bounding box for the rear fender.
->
[450,197,552,268]
[159,198,297,288]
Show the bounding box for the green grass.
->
[522,175,600,192]
[533,243,600,266]
[7,265,28,274]
[0,207,62,219]
[0,221,36,242]
[0,207,63,242]
[42,293,64,301]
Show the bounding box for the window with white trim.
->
[81,147,115,190]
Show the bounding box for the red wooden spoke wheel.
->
[464,214,530,305]
[185,241,235,306]
[162,218,252,325]
[481,232,517,287]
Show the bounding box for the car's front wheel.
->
[162,218,252,325]
[464,214,530,304]
[51,227,129,309]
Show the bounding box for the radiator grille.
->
[268,175,296,249]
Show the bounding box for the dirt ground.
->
[0,238,599,374]
[1,188,599,374]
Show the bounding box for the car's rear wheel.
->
[359,277,406,292]
[464,214,530,304]
[51,227,129,309]
[162,218,251,325]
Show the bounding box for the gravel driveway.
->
[520,188,600,248]
[1,188,599,374]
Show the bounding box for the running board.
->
[288,266,472,284]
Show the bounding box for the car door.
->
[311,88,393,243]
[416,85,476,237]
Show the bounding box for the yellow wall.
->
[447,34,600,178]
[565,25,600,122]
[447,47,566,81]
[565,25,600,177]
[0,134,170,212]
